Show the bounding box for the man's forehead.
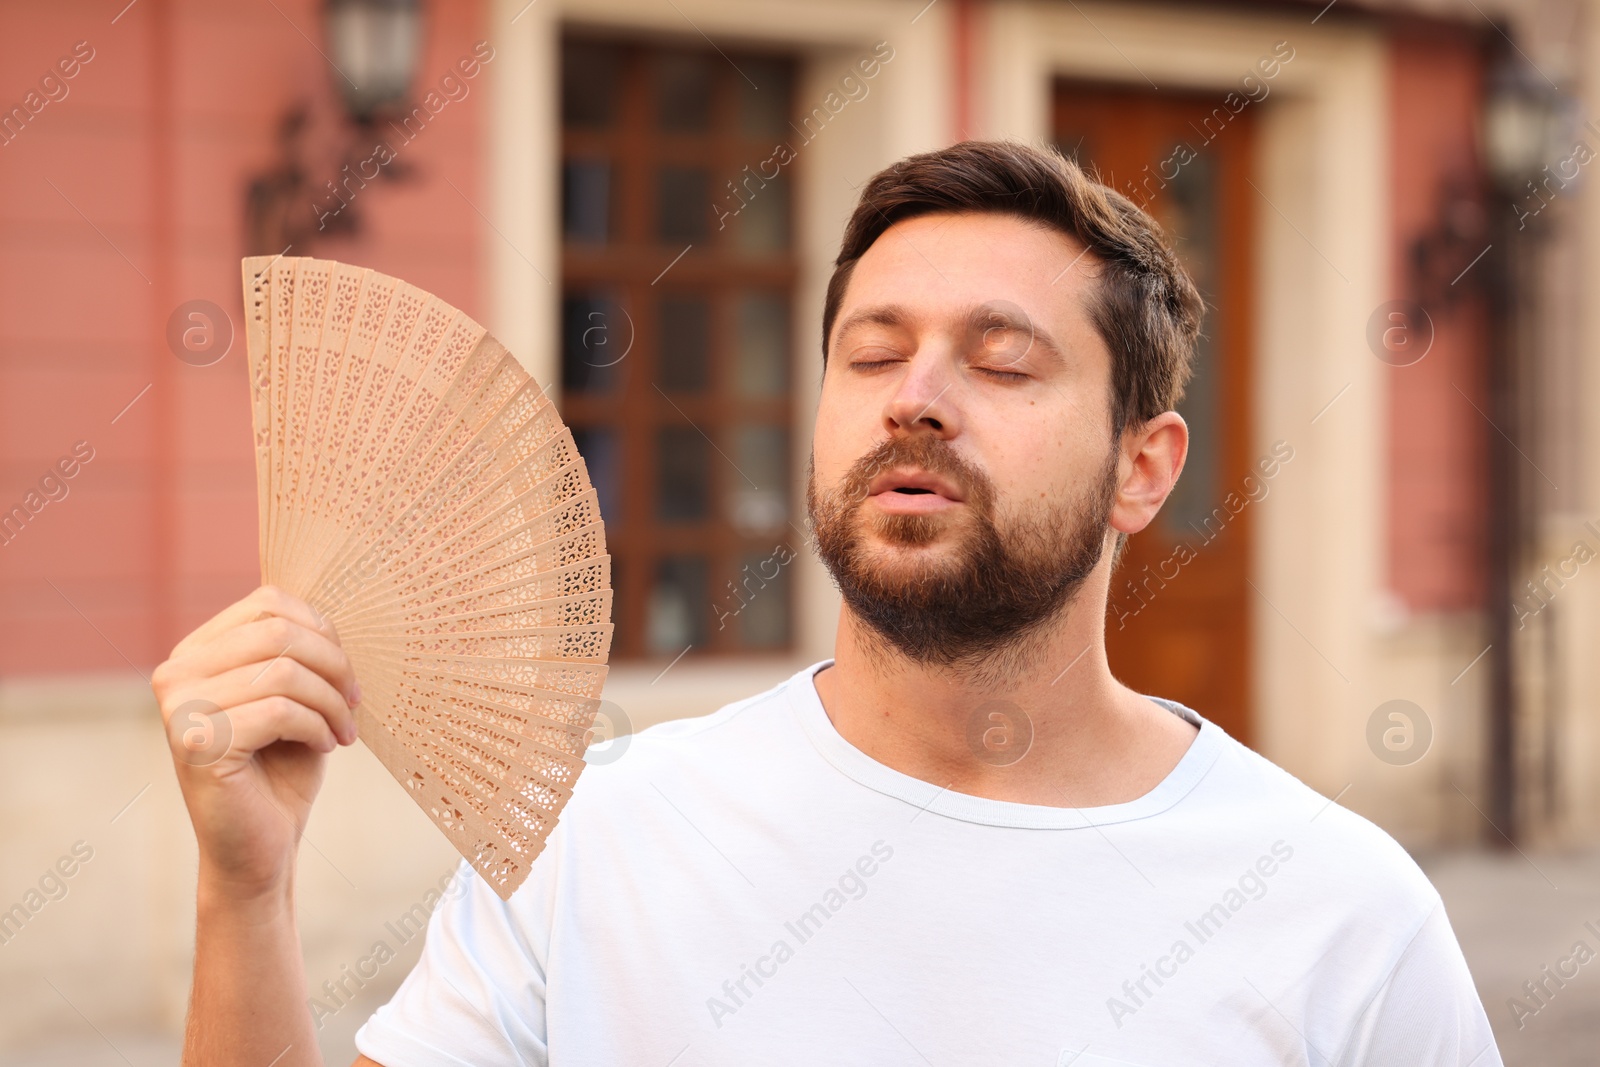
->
[836,212,1099,349]
[857,210,1094,279]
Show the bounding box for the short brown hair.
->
[822,139,1204,438]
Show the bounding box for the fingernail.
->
[349,682,362,707]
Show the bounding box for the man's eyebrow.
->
[832,304,913,342]
[966,302,1066,368]
[832,302,1068,367]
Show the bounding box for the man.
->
[157,140,1502,1065]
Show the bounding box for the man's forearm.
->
[185,871,321,1067]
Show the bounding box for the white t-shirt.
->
[355,659,1502,1067]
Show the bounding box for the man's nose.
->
[883,350,961,436]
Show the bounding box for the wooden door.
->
[1054,82,1258,745]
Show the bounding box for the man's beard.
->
[805,433,1119,672]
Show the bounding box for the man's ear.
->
[1110,411,1189,536]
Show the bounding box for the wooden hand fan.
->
[240,255,612,900]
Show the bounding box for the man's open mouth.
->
[866,467,965,501]
[866,480,963,515]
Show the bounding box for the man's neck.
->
[811,604,1200,809]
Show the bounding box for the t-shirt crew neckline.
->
[788,658,1226,830]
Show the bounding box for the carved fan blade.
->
[241,256,612,900]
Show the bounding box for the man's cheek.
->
[806,444,859,501]
[816,407,880,476]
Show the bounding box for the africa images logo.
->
[705,840,895,1028]
[1106,840,1294,1028]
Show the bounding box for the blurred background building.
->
[1,0,1597,1062]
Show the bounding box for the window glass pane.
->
[657,295,709,391]
[571,426,621,526]
[655,51,714,132]
[729,424,787,534]
[648,555,707,653]
[1153,151,1218,536]
[562,41,622,127]
[561,292,629,393]
[737,58,791,139]
[736,173,789,253]
[657,425,709,521]
[562,159,611,243]
[658,166,710,243]
[735,292,787,396]
[727,547,792,647]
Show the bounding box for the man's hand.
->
[155,584,362,1066]
[154,584,360,896]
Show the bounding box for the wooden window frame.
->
[559,31,800,662]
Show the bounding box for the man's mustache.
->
[837,438,988,510]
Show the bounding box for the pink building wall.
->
[0,0,489,674]
[1385,26,1491,613]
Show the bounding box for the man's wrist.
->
[196,864,296,927]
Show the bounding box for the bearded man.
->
[158,140,1501,1066]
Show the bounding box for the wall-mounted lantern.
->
[325,0,423,124]
[1483,55,1569,196]
[244,0,425,254]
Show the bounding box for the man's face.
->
[806,211,1122,668]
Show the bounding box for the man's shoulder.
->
[1195,717,1441,913]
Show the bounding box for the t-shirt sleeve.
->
[1334,898,1504,1067]
[353,846,557,1067]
